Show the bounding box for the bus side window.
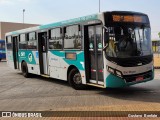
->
[64,25,82,49]
[27,32,37,50]
[49,28,62,50]
[19,34,27,50]
[6,36,13,50]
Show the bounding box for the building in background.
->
[0,22,39,40]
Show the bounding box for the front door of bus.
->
[88,25,104,85]
[12,36,19,69]
[38,32,48,75]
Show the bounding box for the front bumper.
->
[105,70,154,88]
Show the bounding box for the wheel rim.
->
[73,73,82,84]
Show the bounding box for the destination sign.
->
[112,15,148,23]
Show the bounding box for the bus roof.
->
[5,11,148,36]
[6,13,99,36]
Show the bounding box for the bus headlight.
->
[107,66,123,78]
[115,70,123,78]
[108,67,115,74]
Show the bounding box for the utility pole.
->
[99,0,101,13]
[23,9,25,28]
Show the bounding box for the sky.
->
[0,0,159,39]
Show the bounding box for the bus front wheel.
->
[68,68,86,90]
[21,62,30,78]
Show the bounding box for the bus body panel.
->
[48,51,86,84]
[105,59,154,88]
[106,60,153,75]
[6,50,14,68]
[18,50,40,75]
[105,71,154,88]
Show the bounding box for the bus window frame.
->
[6,36,13,50]
[19,33,27,50]
[48,27,63,50]
[63,24,82,51]
[27,32,38,50]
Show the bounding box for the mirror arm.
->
[103,43,108,51]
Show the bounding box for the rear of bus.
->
[0,40,6,61]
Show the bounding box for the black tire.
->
[0,59,1,62]
[68,68,86,90]
[21,62,30,78]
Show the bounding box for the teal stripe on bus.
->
[50,51,85,71]
[18,50,36,65]
[40,14,98,29]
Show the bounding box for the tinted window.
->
[27,32,37,50]
[20,34,26,42]
[64,25,82,49]
[6,36,12,50]
[19,34,27,49]
[27,41,37,49]
[49,28,62,49]
[29,32,36,40]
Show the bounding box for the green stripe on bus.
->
[50,51,85,71]
[40,14,98,29]
[18,50,36,64]
[106,74,126,88]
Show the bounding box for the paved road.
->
[0,61,160,112]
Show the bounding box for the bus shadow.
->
[18,73,71,88]
[18,73,100,90]
[98,86,160,103]
[17,73,160,103]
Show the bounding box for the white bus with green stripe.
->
[5,11,154,89]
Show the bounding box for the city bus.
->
[5,11,154,89]
[0,40,6,61]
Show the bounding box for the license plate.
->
[136,76,144,81]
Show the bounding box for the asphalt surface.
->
[0,61,160,112]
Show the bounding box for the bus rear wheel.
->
[21,62,30,78]
[68,68,86,90]
[0,59,1,62]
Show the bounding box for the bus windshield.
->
[105,26,152,58]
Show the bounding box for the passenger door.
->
[12,36,19,69]
[87,25,104,85]
[38,32,49,75]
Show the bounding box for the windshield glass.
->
[105,26,152,58]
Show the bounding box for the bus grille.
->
[123,70,152,83]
